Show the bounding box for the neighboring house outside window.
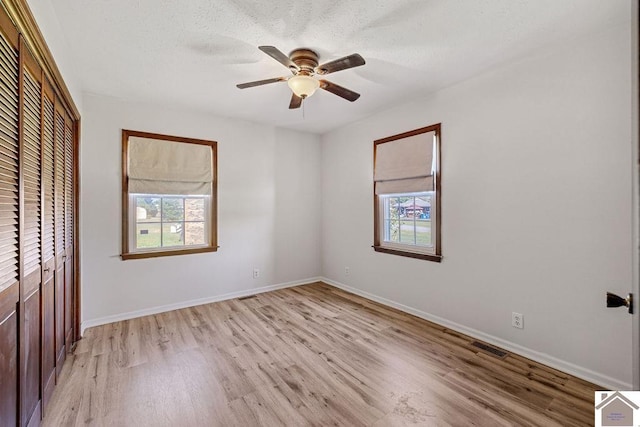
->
[121,130,218,260]
[373,123,441,262]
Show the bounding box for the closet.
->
[0,1,79,425]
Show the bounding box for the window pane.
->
[136,197,161,222]
[185,198,205,221]
[400,218,415,244]
[385,197,400,243]
[162,223,184,247]
[162,198,184,221]
[416,194,432,246]
[415,218,431,246]
[185,222,206,245]
[136,223,161,248]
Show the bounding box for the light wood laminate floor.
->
[43,282,599,426]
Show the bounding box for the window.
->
[373,124,441,262]
[380,192,435,247]
[121,130,217,259]
[133,196,208,249]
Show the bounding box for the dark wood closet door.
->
[0,8,21,425]
[20,42,43,426]
[41,80,56,412]
[0,286,18,427]
[63,116,73,349]
[53,101,65,377]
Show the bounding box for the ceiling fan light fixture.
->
[287,75,320,98]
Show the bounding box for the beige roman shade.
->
[374,131,435,195]
[128,136,213,195]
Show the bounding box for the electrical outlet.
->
[345,267,350,275]
[253,268,259,279]
[512,312,524,329]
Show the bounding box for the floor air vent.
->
[471,341,508,358]
[238,295,257,301]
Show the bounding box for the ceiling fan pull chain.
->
[302,98,305,119]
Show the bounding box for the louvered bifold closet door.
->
[0,12,19,300]
[63,115,73,348]
[53,100,66,376]
[41,79,56,411]
[20,42,43,427]
[64,120,72,253]
[42,90,54,265]
[0,6,20,425]
[22,55,41,276]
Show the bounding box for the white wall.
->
[321,23,633,389]
[81,94,321,326]
[26,0,83,113]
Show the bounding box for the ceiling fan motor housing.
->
[289,49,319,74]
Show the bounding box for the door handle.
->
[606,292,633,314]
[43,267,50,273]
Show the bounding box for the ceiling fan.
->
[236,46,365,109]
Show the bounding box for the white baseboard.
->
[321,277,632,391]
[80,276,322,334]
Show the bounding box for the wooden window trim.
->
[373,123,442,262]
[121,246,219,261]
[372,246,443,262]
[121,129,218,260]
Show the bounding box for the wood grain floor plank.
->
[42,282,600,426]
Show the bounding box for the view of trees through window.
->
[135,196,207,249]
[382,193,433,247]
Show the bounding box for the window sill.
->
[121,246,219,260]
[372,245,442,263]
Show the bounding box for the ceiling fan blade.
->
[258,46,299,72]
[236,77,286,89]
[315,53,365,75]
[289,93,302,109]
[319,80,360,102]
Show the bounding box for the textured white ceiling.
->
[49,0,628,134]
